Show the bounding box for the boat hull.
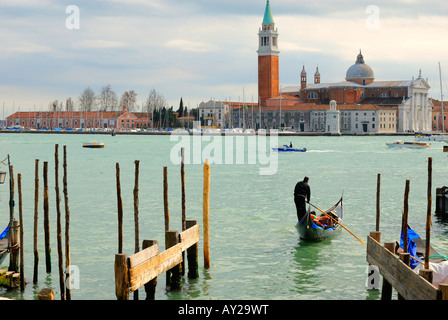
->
[83,143,104,148]
[386,142,429,149]
[272,146,307,152]
[296,222,341,241]
[296,197,343,242]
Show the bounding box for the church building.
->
[257,1,433,133]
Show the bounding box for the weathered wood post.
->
[402,179,410,253]
[43,161,51,273]
[114,253,129,300]
[163,166,170,286]
[116,163,123,254]
[9,219,19,272]
[63,146,71,300]
[181,148,186,275]
[203,159,210,269]
[18,173,24,291]
[166,230,181,290]
[143,240,158,300]
[420,157,434,284]
[133,160,140,300]
[371,173,381,242]
[33,159,39,284]
[38,288,55,300]
[55,144,65,300]
[186,220,199,279]
[381,242,395,300]
[8,160,16,272]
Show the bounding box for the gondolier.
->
[294,176,310,222]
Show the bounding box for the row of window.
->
[307,91,402,99]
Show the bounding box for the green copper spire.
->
[262,0,275,25]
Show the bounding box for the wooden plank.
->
[180,224,199,252]
[129,243,183,292]
[128,242,159,269]
[366,236,439,300]
[366,236,398,288]
[395,258,438,300]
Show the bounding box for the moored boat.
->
[415,132,448,142]
[272,145,307,152]
[83,142,104,148]
[386,140,430,149]
[0,225,10,265]
[296,197,343,241]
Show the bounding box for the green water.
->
[0,132,447,300]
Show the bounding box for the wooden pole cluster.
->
[367,157,446,300]
[33,145,72,300]
[114,155,204,299]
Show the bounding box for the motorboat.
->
[415,132,448,142]
[386,140,430,149]
[272,145,307,152]
[83,142,105,148]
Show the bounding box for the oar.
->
[308,202,366,245]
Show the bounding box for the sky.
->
[1,0,448,117]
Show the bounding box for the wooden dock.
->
[367,232,448,300]
[115,220,200,300]
[366,158,448,300]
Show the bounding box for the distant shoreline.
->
[0,129,416,136]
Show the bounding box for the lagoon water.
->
[0,132,448,300]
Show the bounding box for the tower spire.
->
[263,0,275,25]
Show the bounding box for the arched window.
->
[307,92,318,99]
[380,93,389,98]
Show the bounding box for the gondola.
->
[296,197,343,242]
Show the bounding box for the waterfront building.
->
[431,99,448,133]
[6,106,152,130]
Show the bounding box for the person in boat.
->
[289,142,293,148]
[294,176,310,222]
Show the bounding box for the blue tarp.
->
[0,225,9,241]
[400,228,420,269]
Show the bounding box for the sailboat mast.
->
[439,62,444,134]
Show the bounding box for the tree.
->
[98,85,118,111]
[65,97,75,111]
[120,90,138,111]
[176,97,184,117]
[78,87,96,111]
[144,88,166,113]
[49,99,61,111]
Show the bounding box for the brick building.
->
[6,106,152,130]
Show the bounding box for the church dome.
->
[345,50,374,82]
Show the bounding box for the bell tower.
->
[257,0,279,106]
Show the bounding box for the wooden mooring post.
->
[114,161,202,300]
[366,157,448,300]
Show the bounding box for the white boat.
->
[415,132,448,142]
[386,140,430,149]
[203,128,222,135]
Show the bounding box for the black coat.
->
[294,181,310,201]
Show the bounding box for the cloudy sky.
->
[1,0,448,117]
